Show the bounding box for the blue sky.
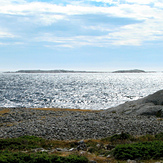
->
[0,0,163,71]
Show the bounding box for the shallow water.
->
[0,73,163,110]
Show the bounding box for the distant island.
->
[5,70,104,73]
[112,69,146,73]
[4,69,158,74]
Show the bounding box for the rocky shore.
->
[0,90,163,140]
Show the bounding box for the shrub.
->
[110,132,131,142]
[0,151,89,163]
[66,155,89,163]
[137,134,155,142]
[155,132,163,140]
[113,141,163,160]
[101,132,132,144]
[0,136,46,150]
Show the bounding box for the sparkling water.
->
[0,73,163,110]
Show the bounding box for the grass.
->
[28,107,102,112]
[0,109,10,116]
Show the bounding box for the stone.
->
[89,161,97,163]
[56,148,63,151]
[32,148,49,152]
[69,148,76,152]
[127,159,137,163]
[78,140,85,144]
[106,144,115,150]
[77,143,87,151]
[106,154,111,158]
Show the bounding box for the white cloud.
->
[35,33,110,48]
[90,0,120,4]
[108,17,163,46]
[0,31,15,38]
[0,1,162,20]
[36,13,163,47]
[0,0,26,5]
[0,0,163,47]
[155,2,163,8]
[0,42,25,46]
[39,14,66,26]
[125,0,157,5]
[91,0,160,5]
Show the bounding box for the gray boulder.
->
[105,90,163,117]
[142,89,163,105]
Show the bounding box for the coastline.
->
[1,90,163,140]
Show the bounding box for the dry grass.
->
[0,109,10,116]
[157,118,163,121]
[28,107,102,113]
[86,154,110,163]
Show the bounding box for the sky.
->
[0,0,163,71]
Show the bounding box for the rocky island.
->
[112,69,146,73]
[5,70,102,73]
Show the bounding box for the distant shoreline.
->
[3,69,158,73]
[112,69,146,73]
[4,70,107,73]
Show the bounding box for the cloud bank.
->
[0,0,163,48]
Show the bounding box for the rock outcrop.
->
[105,90,163,117]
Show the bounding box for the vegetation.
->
[0,151,88,163]
[0,133,163,162]
[0,135,45,150]
[113,141,163,160]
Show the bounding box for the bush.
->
[0,136,46,150]
[110,132,131,142]
[0,151,89,163]
[66,155,89,163]
[113,141,163,160]
[155,132,163,140]
[137,134,155,142]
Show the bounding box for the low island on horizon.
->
[3,69,156,73]
[112,69,146,73]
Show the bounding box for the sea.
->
[0,73,163,110]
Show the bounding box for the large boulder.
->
[105,90,163,117]
[141,90,163,105]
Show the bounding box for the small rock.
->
[106,144,115,150]
[106,154,111,158]
[77,143,87,151]
[89,161,97,163]
[79,151,87,155]
[127,159,137,163]
[78,140,85,144]
[96,144,100,148]
[69,148,76,152]
[32,148,49,152]
[56,148,63,151]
